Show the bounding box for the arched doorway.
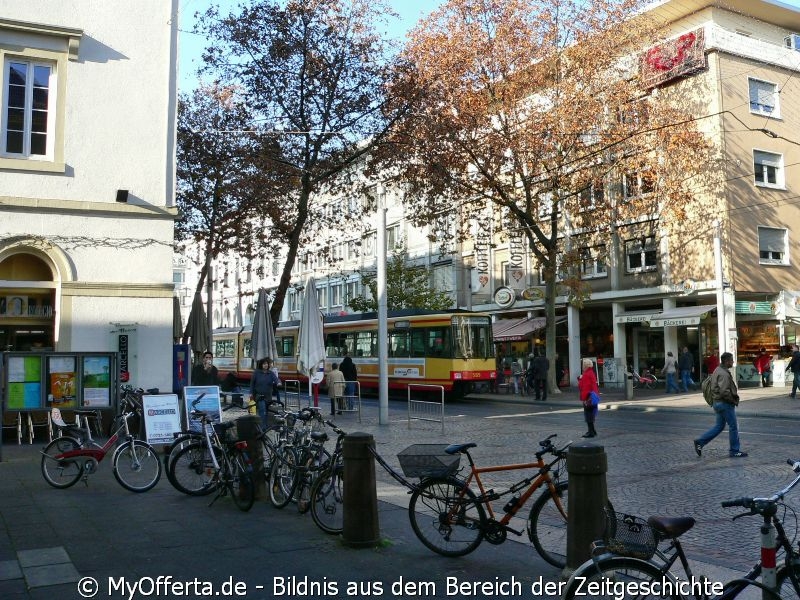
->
[0,250,60,351]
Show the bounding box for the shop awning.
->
[493,316,565,342]
[648,305,715,327]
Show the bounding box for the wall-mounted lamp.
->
[116,189,129,203]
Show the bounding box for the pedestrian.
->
[191,351,219,386]
[693,352,747,458]
[510,358,523,394]
[703,349,720,379]
[326,362,346,416]
[525,353,536,394]
[753,347,771,387]
[678,346,696,392]
[788,345,800,399]
[578,358,599,438]
[271,362,282,404]
[339,350,358,401]
[532,352,550,401]
[555,353,565,387]
[660,351,680,393]
[495,351,505,392]
[250,357,279,429]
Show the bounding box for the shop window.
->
[625,236,657,273]
[754,150,784,188]
[758,226,788,265]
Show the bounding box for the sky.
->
[176,0,800,93]
[176,0,444,93]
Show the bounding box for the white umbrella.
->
[250,288,277,366]
[296,276,325,403]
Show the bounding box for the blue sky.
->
[176,0,800,93]
[176,0,443,92]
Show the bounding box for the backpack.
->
[701,376,714,407]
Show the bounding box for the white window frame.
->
[625,236,657,273]
[0,20,80,173]
[2,59,56,159]
[387,224,401,250]
[579,180,604,211]
[580,245,608,279]
[330,283,343,308]
[345,281,359,304]
[753,149,784,189]
[758,226,789,265]
[622,169,655,200]
[748,78,779,118]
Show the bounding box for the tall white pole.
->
[714,221,726,356]
[377,186,389,424]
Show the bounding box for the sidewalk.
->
[465,382,800,420]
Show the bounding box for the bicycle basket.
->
[397,444,460,479]
[604,510,658,560]
[213,422,239,443]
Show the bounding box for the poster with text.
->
[183,386,221,433]
[82,356,112,407]
[5,356,42,409]
[48,356,77,407]
[142,394,182,445]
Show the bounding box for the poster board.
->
[82,356,112,407]
[183,385,222,432]
[6,355,42,409]
[141,394,182,445]
[47,356,77,407]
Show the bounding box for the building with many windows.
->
[0,2,180,391]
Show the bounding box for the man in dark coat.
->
[531,352,550,401]
[339,350,358,398]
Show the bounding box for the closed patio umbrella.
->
[183,291,210,356]
[250,288,277,367]
[172,295,183,343]
[296,276,325,402]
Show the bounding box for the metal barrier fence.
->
[281,380,303,410]
[407,384,445,433]
[335,380,361,423]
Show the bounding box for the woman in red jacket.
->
[578,358,599,438]
[754,348,771,388]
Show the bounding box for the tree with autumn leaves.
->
[187,0,408,330]
[379,0,717,393]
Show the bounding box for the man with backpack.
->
[693,352,747,458]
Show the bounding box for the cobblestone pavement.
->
[0,383,797,598]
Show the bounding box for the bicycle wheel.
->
[563,556,679,600]
[164,432,203,490]
[527,481,570,567]
[294,446,331,513]
[225,450,255,512]
[310,465,344,534]
[169,442,221,496]
[269,446,299,509]
[41,437,84,489]
[408,477,486,557]
[776,563,800,599]
[112,440,162,492]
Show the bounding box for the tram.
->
[212,309,496,397]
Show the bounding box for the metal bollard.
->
[626,373,634,400]
[564,442,608,578]
[342,432,380,547]
[236,415,266,499]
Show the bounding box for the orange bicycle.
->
[406,434,611,567]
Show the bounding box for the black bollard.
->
[342,432,380,547]
[564,442,608,578]
[236,415,266,499]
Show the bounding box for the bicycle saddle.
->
[445,442,476,455]
[310,431,329,443]
[647,516,695,537]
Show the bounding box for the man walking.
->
[693,352,747,458]
[788,345,800,399]
[678,346,696,392]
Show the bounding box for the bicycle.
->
[629,366,658,389]
[41,408,161,492]
[167,400,255,511]
[309,421,347,534]
[106,385,157,439]
[562,459,800,600]
[402,434,612,568]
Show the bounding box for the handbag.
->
[589,390,601,407]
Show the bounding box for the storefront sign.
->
[142,394,182,445]
[494,286,516,309]
[473,211,491,294]
[648,317,701,327]
[615,313,657,324]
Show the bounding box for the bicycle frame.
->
[458,449,566,528]
[55,412,136,463]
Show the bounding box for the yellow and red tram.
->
[212,310,496,397]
